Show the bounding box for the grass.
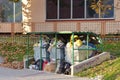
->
[0,35,38,62]
[103,41,120,57]
[0,42,34,62]
[75,41,120,80]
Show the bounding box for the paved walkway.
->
[0,56,4,63]
[0,67,96,80]
[0,56,102,80]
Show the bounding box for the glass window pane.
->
[87,0,114,18]
[15,2,22,22]
[86,0,96,18]
[102,0,114,18]
[59,0,71,19]
[46,0,57,19]
[73,0,84,18]
[0,0,22,22]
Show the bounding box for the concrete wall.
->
[71,52,110,75]
[31,0,46,22]
[115,0,120,21]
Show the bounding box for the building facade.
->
[0,0,120,35]
[30,0,120,35]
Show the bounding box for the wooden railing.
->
[0,20,120,36]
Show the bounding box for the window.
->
[46,0,114,20]
[73,0,84,18]
[46,0,57,19]
[59,0,71,19]
[87,0,114,18]
[0,0,22,22]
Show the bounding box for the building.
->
[0,0,120,35]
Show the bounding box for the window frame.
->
[46,0,115,20]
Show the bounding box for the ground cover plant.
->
[0,35,39,69]
[0,42,33,69]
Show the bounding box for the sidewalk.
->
[0,56,4,63]
[0,67,93,80]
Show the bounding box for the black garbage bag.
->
[34,59,43,70]
[57,61,71,75]
[64,62,71,75]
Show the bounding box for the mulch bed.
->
[0,61,24,69]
